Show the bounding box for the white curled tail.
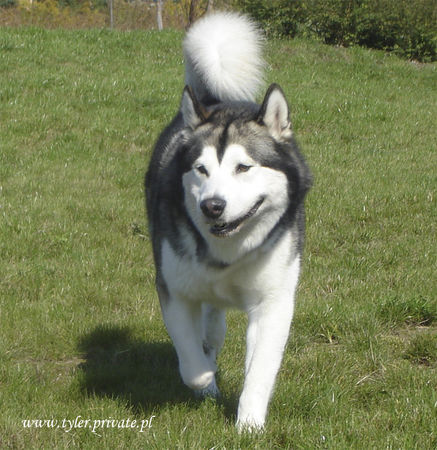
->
[183,12,265,103]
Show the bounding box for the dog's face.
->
[180,85,298,260]
[183,141,288,241]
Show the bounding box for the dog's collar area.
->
[209,197,265,237]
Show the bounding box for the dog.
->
[145,12,311,431]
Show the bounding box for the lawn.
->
[0,27,436,448]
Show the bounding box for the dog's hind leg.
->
[161,295,216,393]
[202,304,226,365]
[197,304,226,397]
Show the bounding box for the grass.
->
[0,27,436,448]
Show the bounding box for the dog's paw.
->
[236,413,265,433]
[181,367,215,391]
[194,377,220,399]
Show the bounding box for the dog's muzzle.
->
[200,197,227,220]
[208,197,265,237]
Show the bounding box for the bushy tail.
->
[183,12,264,103]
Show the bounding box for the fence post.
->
[157,0,163,30]
[109,0,114,28]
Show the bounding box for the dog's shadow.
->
[77,325,238,418]
[77,325,193,412]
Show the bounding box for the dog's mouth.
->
[209,197,265,237]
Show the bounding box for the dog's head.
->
[179,84,310,261]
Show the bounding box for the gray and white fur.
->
[145,12,311,431]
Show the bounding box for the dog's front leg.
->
[161,296,216,392]
[236,291,295,432]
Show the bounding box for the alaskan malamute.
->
[145,12,311,431]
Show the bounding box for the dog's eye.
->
[196,165,209,176]
[236,164,251,174]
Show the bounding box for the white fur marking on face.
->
[183,143,289,263]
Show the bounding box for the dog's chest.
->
[161,238,271,309]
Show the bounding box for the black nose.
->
[200,197,226,219]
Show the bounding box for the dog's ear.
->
[181,86,208,129]
[258,84,292,141]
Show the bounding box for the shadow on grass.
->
[77,324,240,420]
[77,324,195,413]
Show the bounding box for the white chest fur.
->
[160,229,299,311]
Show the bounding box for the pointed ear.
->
[180,86,208,129]
[257,84,292,141]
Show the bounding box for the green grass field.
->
[1,27,436,448]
